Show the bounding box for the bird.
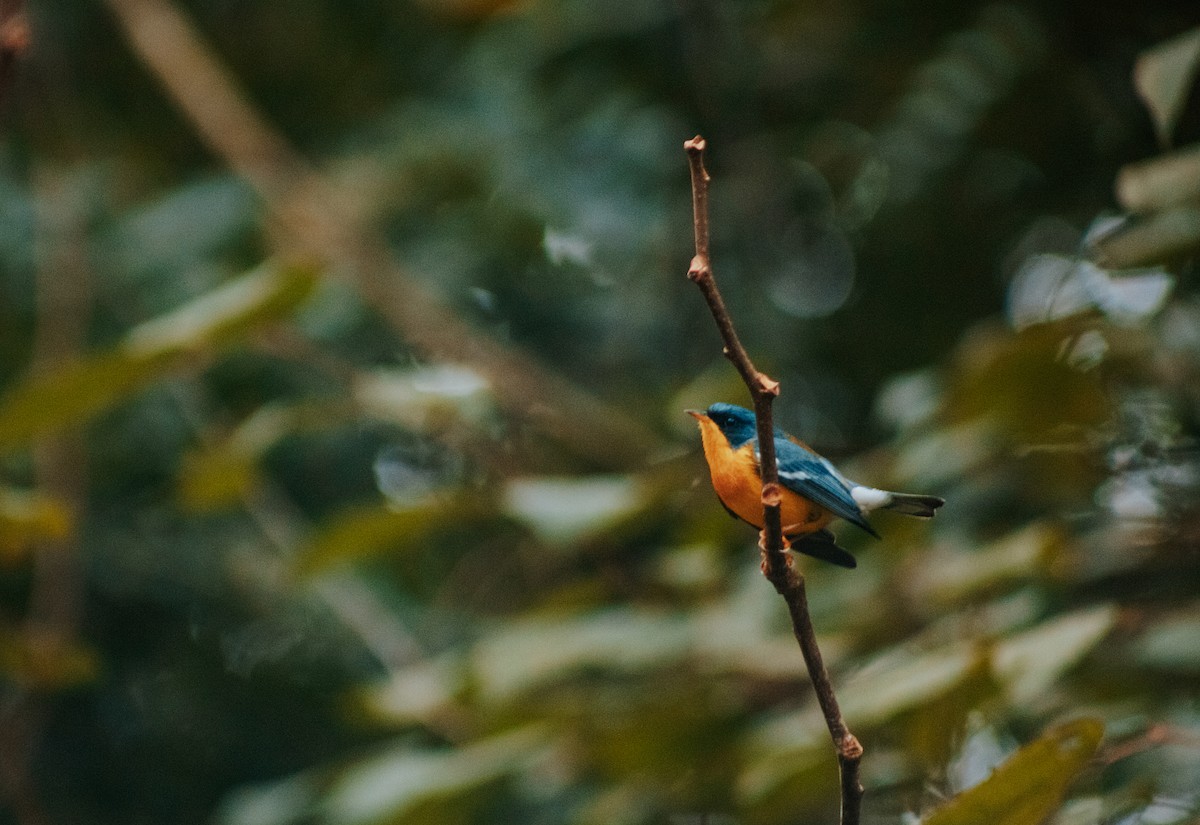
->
[688,402,944,568]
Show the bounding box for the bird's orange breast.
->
[695,416,830,535]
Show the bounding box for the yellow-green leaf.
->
[0,262,317,449]
[0,630,99,688]
[0,487,71,560]
[178,448,262,510]
[298,497,493,574]
[122,261,318,357]
[921,718,1104,825]
[177,402,344,511]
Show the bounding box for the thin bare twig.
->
[684,136,863,824]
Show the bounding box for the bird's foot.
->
[758,530,793,577]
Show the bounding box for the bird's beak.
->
[685,409,705,421]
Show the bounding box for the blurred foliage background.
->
[2,0,1200,823]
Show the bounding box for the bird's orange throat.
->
[694,416,756,521]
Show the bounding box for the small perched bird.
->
[688,403,944,568]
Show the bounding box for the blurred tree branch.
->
[26,165,88,652]
[684,136,863,825]
[0,165,92,825]
[103,0,663,471]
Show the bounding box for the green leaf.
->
[0,262,317,449]
[910,522,1064,607]
[1134,609,1200,672]
[217,726,550,825]
[921,718,1104,825]
[741,644,984,802]
[323,726,549,825]
[501,475,644,544]
[993,606,1116,704]
[741,607,1113,804]
[471,609,693,702]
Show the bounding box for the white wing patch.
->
[779,468,812,483]
[850,486,892,511]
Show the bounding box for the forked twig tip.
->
[757,374,781,396]
[843,734,864,760]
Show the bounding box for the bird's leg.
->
[758,481,793,575]
[758,529,793,576]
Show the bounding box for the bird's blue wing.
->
[760,435,879,538]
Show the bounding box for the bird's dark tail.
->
[882,493,944,518]
[789,529,857,569]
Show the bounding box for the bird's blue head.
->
[703,403,758,449]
